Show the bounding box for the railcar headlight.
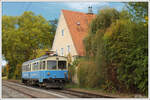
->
[47,72,50,76]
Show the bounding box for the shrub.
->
[77,59,103,88]
[104,19,148,94]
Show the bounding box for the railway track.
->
[3,80,114,98]
[3,81,68,98]
[3,83,37,98]
[53,89,113,98]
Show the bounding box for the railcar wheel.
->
[59,86,64,89]
[39,83,44,88]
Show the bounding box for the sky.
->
[2,2,125,66]
[2,2,125,21]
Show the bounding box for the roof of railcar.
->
[22,55,67,65]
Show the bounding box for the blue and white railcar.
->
[22,55,68,88]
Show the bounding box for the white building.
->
[52,8,95,61]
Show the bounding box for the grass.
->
[65,82,79,88]
[64,82,138,98]
[65,82,102,91]
[2,76,22,83]
[65,82,107,93]
[2,76,7,80]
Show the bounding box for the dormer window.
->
[77,22,80,26]
[62,29,64,36]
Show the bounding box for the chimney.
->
[88,6,93,14]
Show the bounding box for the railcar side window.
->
[38,62,40,70]
[41,62,43,70]
[26,65,29,71]
[43,61,45,70]
[24,65,26,71]
[32,63,34,71]
[25,65,27,71]
[58,61,67,70]
[37,62,38,70]
[30,64,31,71]
[47,61,56,70]
[35,63,36,70]
[35,62,38,70]
[33,63,36,71]
[35,63,37,70]
[27,64,30,71]
[40,61,42,70]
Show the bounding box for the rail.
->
[3,80,115,98]
[3,83,37,98]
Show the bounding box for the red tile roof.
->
[62,9,96,56]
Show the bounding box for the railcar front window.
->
[47,61,56,70]
[58,61,67,70]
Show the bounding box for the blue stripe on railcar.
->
[44,70,68,79]
[22,70,68,82]
[22,72,30,79]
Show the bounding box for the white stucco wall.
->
[52,11,78,59]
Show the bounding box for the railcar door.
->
[57,60,68,78]
[39,61,45,82]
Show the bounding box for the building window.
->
[61,48,64,56]
[62,29,64,36]
[67,45,70,53]
[56,49,58,55]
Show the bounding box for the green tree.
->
[80,3,148,95]
[104,16,148,95]
[76,8,120,90]
[2,11,54,79]
[84,8,119,58]
[126,2,148,22]
[84,8,120,82]
[49,19,58,34]
[2,67,7,77]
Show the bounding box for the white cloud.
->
[65,2,109,11]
